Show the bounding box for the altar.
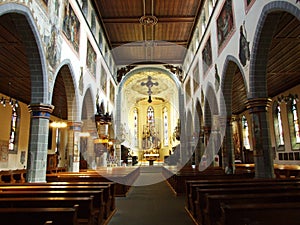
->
[143,150,159,166]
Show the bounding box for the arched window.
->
[147,106,154,124]
[242,115,250,149]
[288,98,300,149]
[9,105,20,153]
[273,102,284,149]
[133,108,138,147]
[163,108,168,147]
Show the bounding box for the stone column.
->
[246,98,275,178]
[67,121,82,172]
[223,117,235,174]
[27,104,54,183]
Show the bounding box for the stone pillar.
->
[67,121,82,172]
[27,104,54,183]
[246,98,275,178]
[223,117,235,174]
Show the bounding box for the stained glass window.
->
[292,99,300,143]
[242,115,250,149]
[9,106,20,153]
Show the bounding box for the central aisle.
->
[107,166,195,225]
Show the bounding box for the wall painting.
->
[87,39,97,77]
[217,0,234,49]
[202,37,212,75]
[62,1,80,52]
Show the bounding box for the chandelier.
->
[139,0,158,26]
[1,82,19,108]
[0,96,18,108]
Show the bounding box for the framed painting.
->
[87,39,97,77]
[202,37,212,75]
[217,0,234,49]
[62,1,80,52]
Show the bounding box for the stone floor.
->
[107,166,195,225]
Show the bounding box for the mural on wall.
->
[101,66,107,94]
[202,37,212,75]
[239,21,250,66]
[87,40,97,77]
[214,64,220,92]
[46,25,61,68]
[110,81,115,104]
[62,1,80,52]
[217,0,234,49]
[78,67,84,96]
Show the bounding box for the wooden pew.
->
[0,184,113,220]
[163,166,254,195]
[0,196,95,225]
[194,185,300,225]
[46,167,140,197]
[0,204,79,225]
[205,192,300,225]
[0,190,105,225]
[219,202,300,225]
[1,181,116,212]
[186,178,300,217]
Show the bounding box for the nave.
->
[108,167,194,225]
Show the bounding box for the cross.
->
[141,76,159,95]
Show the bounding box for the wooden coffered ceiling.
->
[0,5,299,117]
[92,0,203,65]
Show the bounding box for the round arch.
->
[0,3,48,103]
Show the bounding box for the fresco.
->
[87,40,97,77]
[62,1,80,52]
[202,37,212,74]
[217,0,234,49]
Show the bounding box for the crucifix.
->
[141,76,159,103]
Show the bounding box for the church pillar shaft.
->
[67,121,82,172]
[223,117,235,174]
[26,104,54,183]
[246,98,275,178]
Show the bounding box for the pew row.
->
[0,205,79,225]
[0,197,95,225]
[219,202,300,225]
[46,167,140,197]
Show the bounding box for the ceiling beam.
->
[111,40,188,47]
[102,16,195,24]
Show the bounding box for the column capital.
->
[68,121,83,131]
[246,98,272,113]
[28,103,54,119]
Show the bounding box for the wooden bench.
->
[0,196,95,225]
[46,167,140,197]
[0,205,79,225]
[194,184,300,225]
[2,181,116,212]
[0,190,105,225]
[205,192,300,225]
[219,202,300,225]
[0,183,114,221]
[163,166,254,195]
[186,178,300,217]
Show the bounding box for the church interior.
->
[0,0,300,224]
